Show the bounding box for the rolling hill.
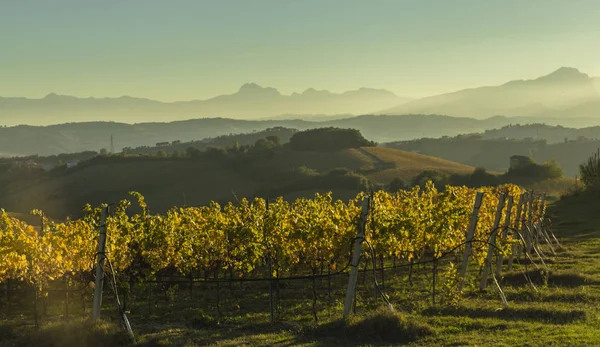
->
[0,146,475,219]
[7,114,600,157]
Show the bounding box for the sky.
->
[1,0,600,101]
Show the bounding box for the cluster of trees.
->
[289,127,376,152]
[387,157,564,192]
[386,134,600,177]
[186,135,282,160]
[119,127,297,157]
[260,167,373,197]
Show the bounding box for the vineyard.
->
[0,182,560,345]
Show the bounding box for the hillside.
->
[385,135,600,177]
[359,147,475,182]
[0,159,260,219]
[7,115,600,157]
[482,123,600,143]
[0,146,475,219]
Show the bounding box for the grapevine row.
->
[0,183,542,294]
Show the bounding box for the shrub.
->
[579,150,600,189]
[411,170,450,189]
[505,157,564,183]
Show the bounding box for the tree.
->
[289,127,375,152]
[99,148,108,156]
[157,150,167,158]
[266,135,281,146]
[186,147,202,158]
[469,167,499,187]
[388,177,406,192]
[579,151,600,188]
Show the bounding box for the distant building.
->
[156,142,170,147]
[509,155,533,170]
[66,161,79,169]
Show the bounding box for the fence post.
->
[265,199,275,324]
[526,191,535,255]
[479,193,506,290]
[458,192,484,292]
[517,193,530,258]
[507,193,525,270]
[343,196,370,318]
[538,193,556,254]
[92,206,108,320]
[495,195,514,278]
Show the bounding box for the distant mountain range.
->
[1,67,599,126]
[381,67,600,119]
[0,85,410,126]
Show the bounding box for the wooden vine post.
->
[479,193,507,290]
[538,193,556,254]
[458,192,484,292]
[92,206,108,320]
[495,195,514,278]
[526,191,535,255]
[343,196,370,318]
[517,192,530,258]
[507,193,526,270]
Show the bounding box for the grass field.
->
[1,190,600,346]
[360,147,475,184]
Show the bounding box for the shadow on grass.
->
[501,269,597,288]
[136,311,433,347]
[296,309,433,347]
[11,318,132,347]
[136,320,292,347]
[422,306,585,324]
[507,289,599,304]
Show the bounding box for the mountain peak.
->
[43,93,77,100]
[539,67,589,81]
[237,83,281,96]
[302,88,333,96]
[238,83,262,91]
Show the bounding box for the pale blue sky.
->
[1,0,599,101]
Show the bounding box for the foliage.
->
[289,127,375,152]
[411,170,451,188]
[0,184,541,300]
[506,158,564,182]
[388,177,407,192]
[579,150,600,189]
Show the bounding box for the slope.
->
[0,146,476,219]
[260,146,475,185]
[360,147,475,183]
[0,159,260,219]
